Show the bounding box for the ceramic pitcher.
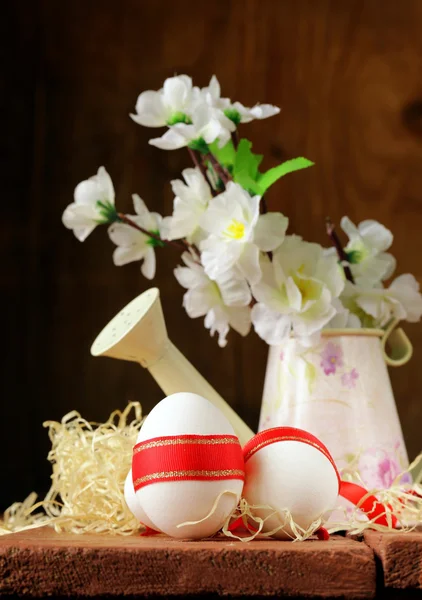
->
[258,324,413,490]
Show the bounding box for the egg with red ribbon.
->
[242,426,340,539]
[124,469,161,532]
[132,392,245,539]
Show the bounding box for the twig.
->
[118,213,201,261]
[231,130,239,150]
[325,217,355,283]
[188,148,217,196]
[260,196,268,214]
[117,213,185,251]
[206,152,232,187]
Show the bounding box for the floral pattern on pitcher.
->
[320,342,344,375]
[341,442,411,489]
[270,340,362,402]
[312,342,360,390]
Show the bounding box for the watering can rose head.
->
[62,74,422,348]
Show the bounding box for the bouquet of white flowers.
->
[62,74,422,348]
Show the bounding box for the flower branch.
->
[325,217,355,283]
[117,213,190,252]
[187,148,217,197]
[62,74,422,347]
[206,152,232,187]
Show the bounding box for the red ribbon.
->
[339,480,398,528]
[243,427,340,489]
[132,434,245,491]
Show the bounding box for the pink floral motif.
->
[358,448,412,489]
[320,342,344,375]
[341,368,359,389]
[279,351,285,361]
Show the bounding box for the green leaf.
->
[208,139,236,168]
[234,139,263,180]
[257,157,314,194]
[232,139,264,195]
[210,138,314,197]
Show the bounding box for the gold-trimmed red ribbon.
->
[243,427,340,490]
[132,434,245,491]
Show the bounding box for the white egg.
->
[243,428,339,539]
[124,469,160,531]
[134,392,244,539]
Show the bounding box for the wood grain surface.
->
[2,0,422,509]
[0,528,376,598]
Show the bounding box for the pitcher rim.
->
[320,328,384,338]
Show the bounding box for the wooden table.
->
[0,528,421,598]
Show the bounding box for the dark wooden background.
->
[2,0,422,510]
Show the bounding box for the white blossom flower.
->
[161,168,212,243]
[199,182,288,285]
[325,298,362,329]
[62,167,115,242]
[174,252,251,347]
[130,75,195,127]
[201,75,280,125]
[341,274,422,328]
[328,217,396,285]
[149,104,234,151]
[251,236,345,345]
[107,195,163,280]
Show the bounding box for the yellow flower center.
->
[330,357,336,364]
[225,219,245,240]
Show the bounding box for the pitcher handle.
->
[381,319,413,367]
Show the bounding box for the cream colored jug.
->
[258,324,413,490]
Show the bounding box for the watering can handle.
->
[381,320,413,367]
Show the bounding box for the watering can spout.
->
[90,288,254,445]
[91,288,167,366]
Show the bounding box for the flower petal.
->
[108,222,144,247]
[185,286,216,318]
[226,306,252,336]
[141,248,156,280]
[71,225,97,242]
[217,271,252,306]
[201,237,242,279]
[236,243,261,285]
[73,166,114,207]
[315,254,344,297]
[251,303,292,345]
[162,75,192,112]
[149,126,191,150]
[204,307,230,348]
[96,166,115,204]
[174,262,207,289]
[62,203,98,229]
[254,212,288,251]
[131,90,168,127]
[74,181,101,207]
[389,274,422,322]
[112,245,145,266]
[285,277,302,311]
[132,194,156,230]
[248,104,280,120]
[340,216,360,242]
[358,220,393,252]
